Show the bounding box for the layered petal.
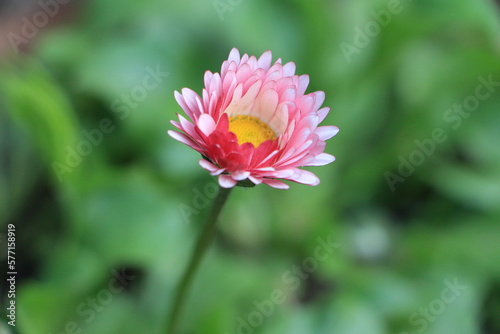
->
[169,48,339,189]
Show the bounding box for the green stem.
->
[166,186,233,334]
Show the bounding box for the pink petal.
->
[267,103,288,136]
[209,73,222,94]
[246,56,257,70]
[298,114,320,131]
[204,71,214,89]
[257,150,280,167]
[178,114,198,136]
[222,71,236,95]
[229,83,243,105]
[219,174,237,188]
[290,170,320,186]
[174,91,195,120]
[240,53,249,64]
[279,87,296,103]
[297,75,309,95]
[307,153,336,166]
[254,167,275,172]
[243,80,262,101]
[199,159,225,175]
[228,48,241,64]
[266,70,281,82]
[277,149,310,167]
[275,147,296,165]
[313,91,325,111]
[248,176,262,185]
[256,89,279,123]
[208,91,219,117]
[296,95,315,114]
[282,62,296,76]
[232,171,251,181]
[315,126,339,141]
[288,154,315,167]
[317,107,330,123]
[197,114,216,136]
[271,169,295,178]
[170,120,181,130]
[199,159,219,172]
[257,50,273,71]
[168,130,200,150]
[236,63,253,83]
[262,179,290,190]
[285,127,311,152]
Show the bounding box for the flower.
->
[168,48,339,189]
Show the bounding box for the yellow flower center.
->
[228,115,276,147]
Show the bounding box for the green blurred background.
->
[1,0,500,333]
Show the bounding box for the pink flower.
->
[168,48,339,189]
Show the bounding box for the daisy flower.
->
[168,48,339,189]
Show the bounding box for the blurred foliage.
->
[1,0,500,333]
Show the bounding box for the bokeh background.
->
[1,0,500,333]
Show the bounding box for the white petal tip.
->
[219,175,237,188]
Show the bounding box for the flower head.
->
[168,48,339,189]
